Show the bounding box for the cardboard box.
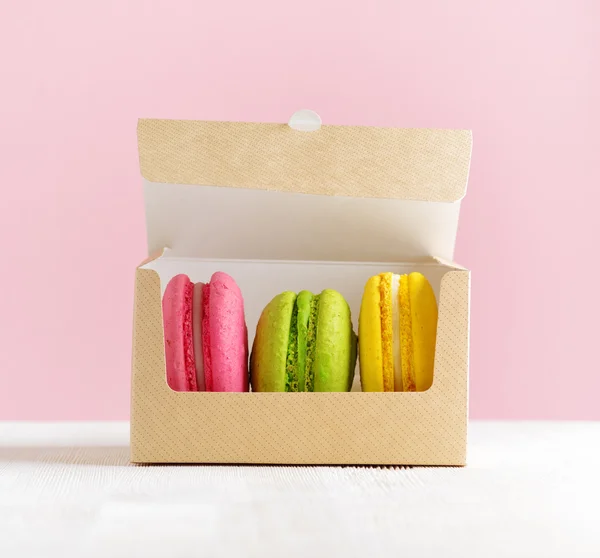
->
[130,113,472,465]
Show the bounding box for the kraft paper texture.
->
[138,119,472,202]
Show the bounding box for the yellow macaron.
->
[358,272,438,392]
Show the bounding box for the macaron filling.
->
[303,294,320,392]
[192,282,206,391]
[391,274,403,391]
[285,292,320,392]
[296,291,313,392]
[379,273,395,392]
[181,279,197,390]
[399,274,416,392]
[285,302,299,392]
[201,282,213,392]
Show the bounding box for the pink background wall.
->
[1,1,598,420]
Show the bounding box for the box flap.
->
[138,118,472,202]
[138,113,472,262]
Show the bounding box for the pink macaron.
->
[162,272,249,392]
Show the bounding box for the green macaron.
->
[250,289,357,392]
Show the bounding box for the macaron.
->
[250,289,357,392]
[359,272,438,392]
[162,272,249,392]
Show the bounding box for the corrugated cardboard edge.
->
[137,119,472,203]
[130,264,469,465]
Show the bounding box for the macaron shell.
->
[250,292,296,392]
[313,289,356,392]
[408,272,438,391]
[206,272,249,392]
[358,275,384,392]
[162,274,198,392]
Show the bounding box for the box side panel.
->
[131,268,469,465]
[428,270,470,464]
[130,268,169,462]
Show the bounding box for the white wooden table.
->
[1,421,599,557]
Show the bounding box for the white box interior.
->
[144,182,463,263]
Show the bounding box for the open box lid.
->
[137,111,472,262]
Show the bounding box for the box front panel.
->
[131,267,469,465]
